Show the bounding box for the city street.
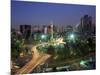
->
[16,41,95,74]
[16,44,51,74]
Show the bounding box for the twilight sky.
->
[11,1,96,28]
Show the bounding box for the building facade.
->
[78,15,93,35]
[20,25,31,39]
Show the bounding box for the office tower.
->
[20,25,31,39]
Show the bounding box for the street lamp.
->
[68,33,75,42]
[41,34,46,39]
[70,34,75,39]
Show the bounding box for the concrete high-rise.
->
[20,25,31,39]
[78,15,93,34]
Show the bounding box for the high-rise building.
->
[50,22,54,40]
[47,25,52,34]
[42,25,48,34]
[20,25,31,39]
[47,22,54,34]
[78,15,93,34]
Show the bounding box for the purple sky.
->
[11,1,96,28]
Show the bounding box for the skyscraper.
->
[78,15,93,34]
[20,25,31,39]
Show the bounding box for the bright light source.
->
[80,60,87,65]
[41,34,46,39]
[70,34,74,39]
[55,38,66,45]
[80,61,85,65]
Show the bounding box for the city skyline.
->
[11,1,96,29]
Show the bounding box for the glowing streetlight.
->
[80,60,86,65]
[80,60,87,67]
[70,34,74,39]
[68,33,75,41]
[41,35,46,39]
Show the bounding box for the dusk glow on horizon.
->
[11,1,96,28]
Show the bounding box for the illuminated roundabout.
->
[36,37,66,54]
